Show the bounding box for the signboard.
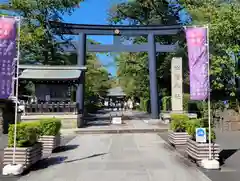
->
[112,117,122,124]
[185,27,208,100]
[45,95,50,101]
[171,57,183,112]
[196,128,206,143]
[0,17,17,99]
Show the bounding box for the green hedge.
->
[39,118,62,136]
[140,98,149,112]
[85,103,102,113]
[170,114,189,132]
[162,94,205,118]
[8,118,62,147]
[8,122,40,147]
[162,96,171,111]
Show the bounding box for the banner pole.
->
[12,16,21,165]
[206,25,212,160]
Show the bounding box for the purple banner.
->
[0,17,17,99]
[185,27,209,100]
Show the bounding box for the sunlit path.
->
[18,134,210,181]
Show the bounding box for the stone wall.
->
[219,109,240,131]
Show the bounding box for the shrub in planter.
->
[170,114,189,132]
[4,123,42,169]
[39,118,61,136]
[186,119,216,142]
[185,119,220,163]
[168,114,190,147]
[38,118,62,153]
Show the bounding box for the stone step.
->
[74,128,168,134]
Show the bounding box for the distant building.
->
[19,65,85,103]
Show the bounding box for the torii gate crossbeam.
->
[50,22,182,128]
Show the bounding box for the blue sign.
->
[197,128,205,136]
[196,128,206,143]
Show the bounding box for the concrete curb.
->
[74,128,168,134]
[159,134,212,181]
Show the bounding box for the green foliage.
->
[8,122,40,147]
[181,0,240,100]
[110,0,240,108]
[39,118,62,136]
[161,94,204,117]
[109,1,184,102]
[139,98,150,112]
[170,114,189,132]
[85,103,102,113]
[1,0,83,65]
[162,96,171,111]
[183,94,190,111]
[85,58,111,100]
[186,119,216,142]
[186,119,201,139]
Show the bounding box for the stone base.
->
[201,159,220,169]
[77,114,84,128]
[2,164,24,176]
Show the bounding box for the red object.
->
[0,18,15,39]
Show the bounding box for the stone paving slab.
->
[17,133,210,181]
[65,119,168,134]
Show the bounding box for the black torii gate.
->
[50,22,182,127]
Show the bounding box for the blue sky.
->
[0,0,189,76]
[63,0,121,76]
[63,0,190,76]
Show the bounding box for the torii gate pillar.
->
[76,33,86,128]
[148,33,159,119]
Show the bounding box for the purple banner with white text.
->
[185,27,209,100]
[0,17,17,99]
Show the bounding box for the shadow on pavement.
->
[53,144,79,153]
[64,153,107,163]
[86,120,111,127]
[24,156,68,174]
[158,131,240,181]
[219,149,239,165]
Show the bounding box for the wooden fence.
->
[24,102,77,114]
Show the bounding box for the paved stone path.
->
[18,133,210,181]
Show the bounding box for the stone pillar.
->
[148,33,159,119]
[76,33,86,128]
[171,57,183,113]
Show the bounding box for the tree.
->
[0,0,83,64]
[110,0,240,106]
[109,0,188,108]
[1,0,112,106]
[180,0,240,100]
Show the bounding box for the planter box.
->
[168,130,189,147]
[38,134,61,153]
[186,138,220,163]
[3,143,42,169]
